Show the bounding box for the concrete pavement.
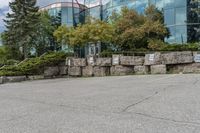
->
[0,74,200,133]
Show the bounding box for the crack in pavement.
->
[193,78,199,86]
[120,91,159,113]
[133,112,200,127]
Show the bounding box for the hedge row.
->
[0,52,71,76]
[100,43,200,57]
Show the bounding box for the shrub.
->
[5,59,20,65]
[161,43,200,51]
[148,39,167,51]
[0,52,71,76]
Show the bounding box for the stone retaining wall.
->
[1,51,200,84]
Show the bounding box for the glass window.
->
[175,7,186,25]
[112,0,121,6]
[49,8,61,16]
[175,0,186,7]
[67,8,73,23]
[165,26,176,43]
[164,8,175,25]
[164,0,174,8]
[149,0,156,5]
[89,6,101,19]
[61,8,68,25]
[134,0,148,14]
[175,26,187,43]
[155,0,164,9]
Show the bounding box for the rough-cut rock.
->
[0,76,4,84]
[151,65,166,74]
[120,56,135,66]
[68,67,82,76]
[87,56,96,66]
[93,66,110,77]
[120,56,145,66]
[134,66,149,75]
[193,52,200,63]
[58,62,66,66]
[96,58,112,66]
[27,75,44,80]
[67,58,86,67]
[59,66,68,75]
[82,66,94,77]
[111,65,134,76]
[162,51,193,65]
[177,51,193,64]
[162,52,178,64]
[44,67,59,77]
[167,63,200,74]
[144,52,162,65]
[134,56,145,66]
[182,63,200,73]
[112,55,122,65]
[5,76,27,83]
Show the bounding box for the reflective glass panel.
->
[175,7,186,25]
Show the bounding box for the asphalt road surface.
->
[0,74,200,133]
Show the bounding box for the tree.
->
[110,6,169,51]
[31,11,61,56]
[54,18,115,50]
[3,0,40,59]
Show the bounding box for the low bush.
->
[160,43,200,51]
[147,40,200,51]
[0,52,71,76]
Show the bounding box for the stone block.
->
[82,66,94,77]
[162,52,178,65]
[110,65,134,76]
[120,56,135,66]
[144,52,162,65]
[87,56,96,66]
[193,52,200,63]
[134,66,149,75]
[28,75,44,80]
[5,76,27,83]
[0,76,4,84]
[183,63,200,73]
[134,56,145,66]
[44,67,59,77]
[68,67,82,76]
[94,66,110,77]
[67,58,86,67]
[162,51,193,65]
[177,51,193,64]
[112,55,122,65]
[151,65,166,74]
[58,62,66,66]
[167,64,184,74]
[59,66,68,75]
[96,58,112,66]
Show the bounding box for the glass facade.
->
[103,0,200,43]
[37,0,84,26]
[37,0,200,44]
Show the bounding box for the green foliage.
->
[4,59,20,66]
[0,46,7,66]
[0,52,70,76]
[148,39,166,51]
[110,6,169,51]
[161,43,200,51]
[0,46,22,66]
[3,0,40,59]
[31,11,62,56]
[54,18,115,47]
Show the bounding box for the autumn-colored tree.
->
[54,18,115,49]
[110,6,169,51]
